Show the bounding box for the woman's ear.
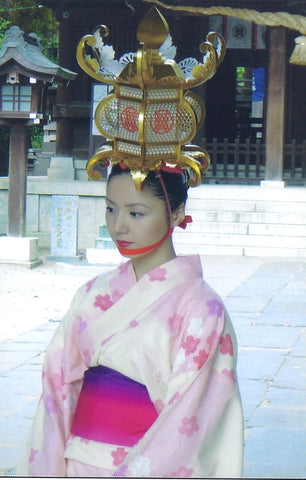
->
[171,203,186,227]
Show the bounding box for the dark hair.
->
[108,164,188,212]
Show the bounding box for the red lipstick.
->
[117,240,132,248]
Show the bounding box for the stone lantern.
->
[0,26,76,267]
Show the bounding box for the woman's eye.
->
[130,212,143,218]
[106,206,114,214]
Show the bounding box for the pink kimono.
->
[17,255,244,477]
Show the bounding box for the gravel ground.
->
[0,253,104,343]
[0,251,264,343]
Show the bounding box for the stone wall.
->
[0,177,106,252]
[1,177,306,257]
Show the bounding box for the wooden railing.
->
[284,140,306,182]
[201,138,306,185]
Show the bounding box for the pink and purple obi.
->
[71,365,158,447]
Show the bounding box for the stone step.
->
[83,184,306,259]
[184,222,248,235]
[182,221,306,236]
[255,201,306,214]
[95,225,116,250]
[179,186,306,257]
[173,231,306,249]
[99,225,109,237]
[187,185,306,202]
[95,238,116,249]
[74,159,87,169]
[189,210,306,225]
[187,198,257,212]
[86,247,123,265]
[243,246,306,257]
[248,223,306,237]
[175,243,306,258]
[187,198,306,213]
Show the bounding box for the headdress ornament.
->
[77,7,225,190]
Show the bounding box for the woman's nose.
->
[113,211,128,234]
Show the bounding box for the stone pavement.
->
[0,254,305,477]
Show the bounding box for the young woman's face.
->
[105,173,170,259]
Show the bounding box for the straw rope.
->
[144,0,306,35]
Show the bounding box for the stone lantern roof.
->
[0,26,77,83]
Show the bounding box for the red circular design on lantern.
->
[150,109,174,134]
[120,106,139,132]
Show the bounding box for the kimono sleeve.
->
[15,282,90,476]
[114,296,244,478]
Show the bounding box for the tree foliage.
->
[0,1,59,174]
[0,18,11,45]
[0,0,59,55]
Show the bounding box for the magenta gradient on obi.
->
[71,366,158,446]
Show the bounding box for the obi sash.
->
[71,365,158,447]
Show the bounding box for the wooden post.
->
[7,122,27,237]
[265,27,287,181]
[55,14,74,156]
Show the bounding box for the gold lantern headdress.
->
[77,7,225,190]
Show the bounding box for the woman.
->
[17,165,244,477]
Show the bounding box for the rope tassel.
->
[290,36,306,65]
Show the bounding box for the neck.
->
[132,240,177,280]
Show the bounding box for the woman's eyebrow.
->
[126,202,149,208]
[105,197,116,205]
[106,198,149,209]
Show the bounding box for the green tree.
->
[0,0,59,57]
[0,20,11,176]
[0,18,11,45]
[0,1,59,173]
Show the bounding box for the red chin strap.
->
[117,227,174,256]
